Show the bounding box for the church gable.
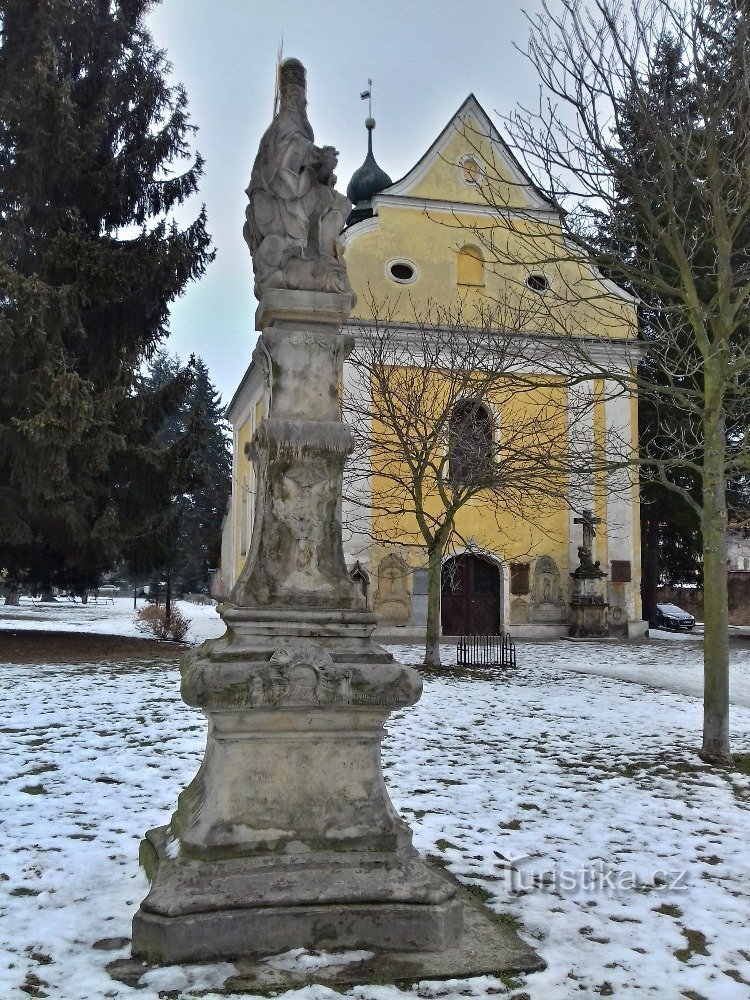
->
[378,95,556,215]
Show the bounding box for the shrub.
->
[136,605,191,642]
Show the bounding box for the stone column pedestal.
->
[131,291,463,963]
[569,573,610,638]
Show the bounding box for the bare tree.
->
[344,298,621,668]
[467,0,750,763]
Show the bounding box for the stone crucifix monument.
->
[131,59,540,983]
[569,509,609,638]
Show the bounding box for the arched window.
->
[457,244,484,286]
[448,401,495,485]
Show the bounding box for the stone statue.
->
[573,509,604,577]
[244,58,352,297]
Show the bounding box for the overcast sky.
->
[145,0,559,404]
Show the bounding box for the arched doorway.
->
[441,554,502,635]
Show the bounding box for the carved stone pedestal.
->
[569,573,610,638]
[131,606,463,962]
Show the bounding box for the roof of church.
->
[380,93,557,211]
[346,118,393,225]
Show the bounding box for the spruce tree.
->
[610,35,705,619]
[126,352,230,595]
[0,0,213,594]
[605,23,749,620]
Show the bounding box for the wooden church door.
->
[441,554,501,635]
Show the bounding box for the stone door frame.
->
[440,549,504,635]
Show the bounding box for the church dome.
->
[346,118,392,225]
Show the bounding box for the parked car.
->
[653,603,696,631]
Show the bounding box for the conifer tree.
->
[0,0,213,593]
[597,35,705,619]
[126,352,230,595]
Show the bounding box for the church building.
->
[221,95,645,639]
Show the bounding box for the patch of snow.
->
[647,627,702,642]
[139,961,236,994]
[163,835,180,860]
[0,640,749,997]
[263,948,375,972]
[0,596,226,644]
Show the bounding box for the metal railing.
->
[457,632,516,669]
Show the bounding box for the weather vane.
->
[360,78,373,119]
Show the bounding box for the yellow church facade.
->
[222,95,645,639]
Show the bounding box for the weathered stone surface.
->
[222,891,545,990]
[529,555,565,624]
[133,829,463,963]
[374,553,412,625]
[231,292,364,612]
[570,510,609,638]
[127,870,544,981]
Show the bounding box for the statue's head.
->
[279,58,307,110]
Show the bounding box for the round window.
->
[387,261,417,283]
[526,273,550,293]
[459,155,483,186]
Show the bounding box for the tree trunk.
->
[81,589,89,605]
[165,570,172,624]
[40,588,55,603]
[4,587,20,606]
[424,543,443,669]
[700,377,731,764]
[641,514,660,625]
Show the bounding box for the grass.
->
[729,752,750,776]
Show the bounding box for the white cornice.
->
[371,193,560,222]
[340,214,380,248]
[226,353,263,428]
[342,320,645,374]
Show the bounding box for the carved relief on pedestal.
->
[374,553,412,625]
[236,640,353,708]
[273,459,328,580]
[529,555,565,623]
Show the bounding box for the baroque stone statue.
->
[244,58,352,296]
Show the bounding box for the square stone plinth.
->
[132,827,465,965]
[118,865,544,991]
[223,901,545,992]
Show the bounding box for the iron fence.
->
[457,632,516,669]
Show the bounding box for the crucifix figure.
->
[574,509,602,570]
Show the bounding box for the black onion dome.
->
[346,118,392,225]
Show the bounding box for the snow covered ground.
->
[1,604,750,999]
[0,596,227,643]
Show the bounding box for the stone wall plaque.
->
[529,555,565,623]
[510,597,529,625]
[374,553,412,625]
